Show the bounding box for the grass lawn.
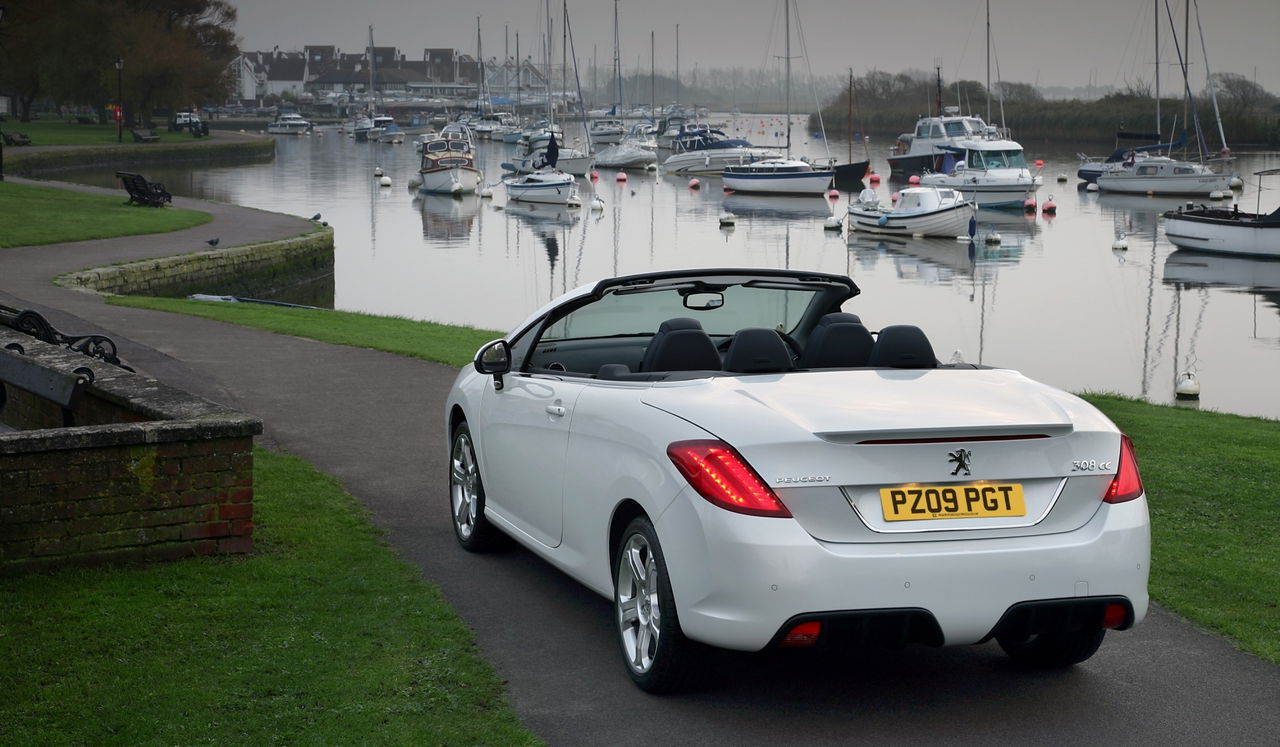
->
[0,448,540,745]
[1,120,197,146]
[109,295,503,368]
[0,181,211,247]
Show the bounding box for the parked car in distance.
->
[444,267,1151,692]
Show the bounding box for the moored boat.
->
[503,169,578,205]
[847,186,976,237]
[919,137,1041,208]
[1096,156,1233,196]
[722,158,834,195]
[267,112,312,135]
[417,124,482,195]
[1161,170,1280,257]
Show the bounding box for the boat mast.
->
[985,0,991,123]
[1193,0,1228,154]
[675,24,680,111]
[1154,0,1161,142]
[368,25,376,115]
[613,0,622,114]
[784,0,791,157]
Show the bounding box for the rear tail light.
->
[666,440,792,517]
[1104,434,1144,504]
[779,621,822,647]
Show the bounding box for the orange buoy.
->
[869,172,881,184]
[826,189,840,199]
[616,172,628,181]
[908,175,921,185]
[1024,197,1037,212]
[1034,159,1044,167]
[891,191,901,202]
[590,170,600,181]
[1042,196,1057,215]
[689,178,701,189]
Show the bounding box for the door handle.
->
[545,405,567,417]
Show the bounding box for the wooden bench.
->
[1,130,32,146]
[130,128,160,143]
[115,171,172,208]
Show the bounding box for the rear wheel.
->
[449,422,504,552]
[614,516,699,693]
[997,626,1106,668]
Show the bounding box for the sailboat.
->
[1096,0,1232,196]
[507,1,594,176]
[722,1,833,196]
[832,69,871,189]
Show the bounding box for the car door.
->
[477,372,586,548]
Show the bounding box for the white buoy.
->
[379,175,392,187]
[823,216,842,231]
[374,166,384,177]
[1112,231,1129,250]
[645,163,658,172]
[1229,175,1244,190]
[984,231,1002,244]
[1086,182,1100,192]
[719,211,736,225]
[479,186,494,198]
[590,194,605,211]
[1175,371,1201,399]
[1056,173,1068,182]
[1209,190,1226,200]
[566,194,582,208]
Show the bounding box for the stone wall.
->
[55,228,333,299]
[0,330,263,575]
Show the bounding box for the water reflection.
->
[40,128,1280,420]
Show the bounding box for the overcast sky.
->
[232,0,1280,94]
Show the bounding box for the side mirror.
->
[473,339,511,390]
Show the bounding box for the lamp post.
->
[115,56,124,144]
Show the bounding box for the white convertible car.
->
[445,268,1150,692]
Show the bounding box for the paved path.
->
[3,176,1277,745]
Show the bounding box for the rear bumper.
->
[656,492,1150,651]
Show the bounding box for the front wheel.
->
[449,422,505,552]
[997,626,1106,668]
[614,516,699,693]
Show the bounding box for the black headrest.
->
[801,319,874,368]
[639,317,721,372]
[816,312,863,327]
[868,325,937,369]
[723,328,793,373]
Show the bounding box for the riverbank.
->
[4,128,275,177]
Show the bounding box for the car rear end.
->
[646,368,1150,657]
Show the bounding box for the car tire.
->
[997,625,1106,668]
[449,421,505,552]
[614,516,699,693]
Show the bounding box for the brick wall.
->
[1,330,263,575]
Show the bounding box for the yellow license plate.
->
[879,483,1026,521]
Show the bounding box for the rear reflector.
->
[1104,435,1144,504]
[1103,603,1128,629]
[667,440,792,517]
[779,621,822,647]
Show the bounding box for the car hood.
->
[641,368,1077,447]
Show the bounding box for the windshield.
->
[541,284,827,342]
[969,149,1028,169]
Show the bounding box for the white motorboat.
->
[267,112,311,135]
[919,137,1041,208]
[1161,170,1280,257]
[847,187,977,237]
[507,143,595,177]
[661,126,773,176]
[378,123,405,144]
[589,118,626,145]
[888,106,993,176]
[350,115,374,141]
[417,124,482,195]
[503,170,578,205]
